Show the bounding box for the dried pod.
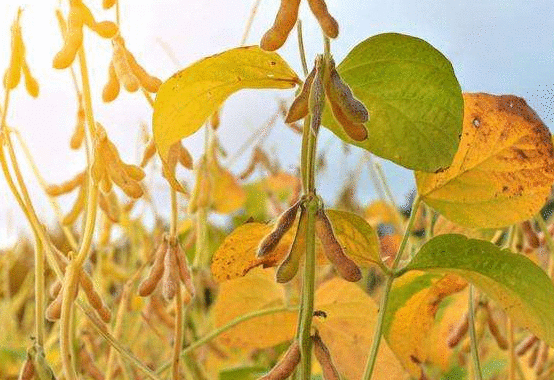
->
[327,97,368,141]
[49,280,62,298]
[62,185,86,225]
[325,58,368,123]
[174,243,195,297]
[78,344,105,380]
[285,66,316,123]
[162,239,180,300]
[138,235,169,297]
[112,38,139,92]
[306,0,339,38]
[4,11,24,90]
[140,139,157,167]
[45,171,85,196]
[259,340,301,380]
[79,2,118,38]
[534,342,549,375]
[521,220,540,249]
[102,62,120,102]
[260,0,301,51]
[17,355,35,380]
[79,269,112,323]
[258,200,302,257]
[53,5,84,69]
[528,342,540,367]
[239,148,261,180]
[516,335,539,356]
[313,332,340,380]
[45,291,63,321]
[447,312,469,348]
[308,57,325,134]
[70,99,85,149]
[315,208,361,281]
[124,49,162,93]
[98,191,120,223]
[21,62,39,97]
[485,306,508,350]
[276,206,306,283]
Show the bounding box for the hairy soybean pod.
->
[276,207,306,283]
[70,102,85,149]
[315,208,362,282]
[139,236,169,296]
[313,333,340,380]
[102,62,120,102]
[306,0,339,38]
[45,171,85,196]
[528,342,539,367]
[447,312,469,348]
[485,306,507,350]
[22,62,39,98]
[258,200,302,258]
[521,220,540,249]
[309,59,325,135]
[162,247,179,300]
[260,0,301,51]
[178,144,194,169]
[5,18,24,90]
[112,39,140,92]
[259,340,301,380]
[285,67,316,123]
[18,356,35,380]
[103,0,116,9]
[46,292,63,321]
[124,49,162,93]
[140,140,157,167]
[79,269,112,323]
[174,244,195,297]
[516,335,538,356]
[326,59,368,123]
[327,98,368,141]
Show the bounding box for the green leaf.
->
[402,234,554,346]
[322,33,463,172]
[219,366,266,380]
[153,46,300,160]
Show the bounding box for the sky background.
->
[0,0,553,247]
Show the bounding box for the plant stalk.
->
[468,285,483,380]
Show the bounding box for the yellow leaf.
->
[211,209,378,282]
[211,221,296,282]
[153,46,300,160]
[384,272,467,377]
[212,268,297,349]
[432,214,484,239]
[365,200,398,227]
[416,93,554,228]
[210,159,246,214]
[314,278,409,380]
[326,209,381,268]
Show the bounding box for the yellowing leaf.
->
[211,209,379,282]
[210,160,246,214]
[153,46,300,160]
[212,268,297,349]
[211,221,296,282]
[365,200,398,227]
[383,272,467,377]
[325,209,381,267]
[314,278,409,380]
[416,93,554,228]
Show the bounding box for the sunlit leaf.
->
[322,33,463,172]
[402,234,554,346]
[211,209,378,281]
[212,268,297,349]
[210,160,246,214]
[325,209,381,267]
[314,278,409,380]
[153,46,300,160]
[416,93,554,228]
[383,272,467,377]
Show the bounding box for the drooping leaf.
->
[402,234,554,346]
[322,33,463,172]
[383,272,467,377]
[212,268,297,349]
[416,93,554,228]
[314,278,409,380]
[153,46,299,160]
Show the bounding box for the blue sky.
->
[0,0,553,245]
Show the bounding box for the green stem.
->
[468,285,483,380]
[155,306,299,375]
[362,195,421,380]
[296,21,308,76]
